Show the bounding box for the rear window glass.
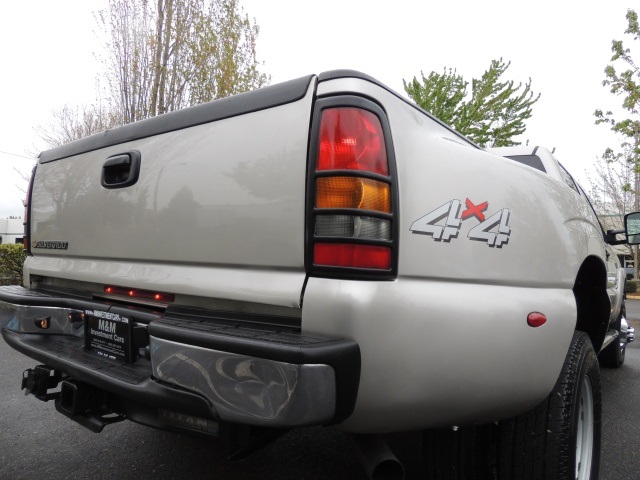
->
[505,155,546,172]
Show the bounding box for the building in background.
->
[0,218,24,244]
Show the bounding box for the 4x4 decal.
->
[410,198,511,248]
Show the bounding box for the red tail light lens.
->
[318,108,388,175]
[314,243,391,270]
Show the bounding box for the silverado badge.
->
[32,240,69,250]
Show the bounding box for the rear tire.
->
[497,331,601,480]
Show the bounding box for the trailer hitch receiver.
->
[21,365,61,401]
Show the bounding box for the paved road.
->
[1,305,639,480]
[600,300,640,480]
[624,296,640,322]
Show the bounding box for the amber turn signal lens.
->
[34,317,50,329]
[316,177,391,213]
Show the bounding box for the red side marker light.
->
[527,312,547,328]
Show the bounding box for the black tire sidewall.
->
[497,331,602,480]
[551,332,602,480]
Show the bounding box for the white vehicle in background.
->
[0,217,24,245]
[2,71,640,480]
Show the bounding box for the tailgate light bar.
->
[307,96,398,279]
[104,286,175,303]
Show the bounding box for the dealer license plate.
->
[84,309,133,363]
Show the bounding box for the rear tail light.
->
[308,99,397,278]
[24,166,36,255]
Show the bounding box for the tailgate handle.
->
[101,151,141,189]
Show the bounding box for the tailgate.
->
[28,76,316,309]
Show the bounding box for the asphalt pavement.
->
[600,299,640,480]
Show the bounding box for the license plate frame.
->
[84,309,134,363]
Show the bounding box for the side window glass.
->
[558,164,579,194]
[576,184,605,235]
[505,155,547,172]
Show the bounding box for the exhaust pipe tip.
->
[370,458,404,480]
[350,434,405,480]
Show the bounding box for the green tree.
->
[99,0,269,125]
[39,0,269,147]
[594,9,640,277]
[403,59,540,147]
[403,67,467,127]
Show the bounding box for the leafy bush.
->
[625,279,638,294]
[0,244,26,285]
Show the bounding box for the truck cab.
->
[488,145,629,366]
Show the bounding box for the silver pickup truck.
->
[1,70,639,480]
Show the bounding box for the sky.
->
[0,0,634,218]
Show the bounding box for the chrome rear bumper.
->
[0,286,360,428]
[150,337,336,426]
